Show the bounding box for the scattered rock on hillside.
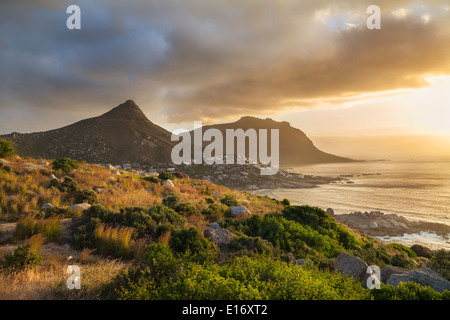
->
[41,203,54,209]
[326,208,334,216]
[69,203,92,212]
[204,227,235,246]
[230,206,252,218]
[333,252,369,282]
[296,258,313,267]
[208,222,221,229]
[380,266,408,284]
[387,267,450,293]
[163,179,175,188]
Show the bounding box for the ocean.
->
[252,161,450,250]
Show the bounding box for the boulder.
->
[230,206,252,218]
[203,227,235,246]
[41,203,54,209]
[208,222,221,229]
[111,170,121,175]
[105,164,113,170]
[326,208,334,216]
[163,179,175,188]
[333,252,368,281]
[213,191,221,196]
[69,203,92,212]
[296,258,313,267]
[7,195,16,201]
[380,266,408,284]
[387,267,450,293]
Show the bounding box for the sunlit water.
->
[252,161,450,250]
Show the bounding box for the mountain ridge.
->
[1,100,354,165]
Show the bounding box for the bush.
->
[0,140,15,158]
[107,254,370,300]
[49,176,79,193]
[143,176,159,183]
[282,198,290,206]
[201,203,230,222]
[158,171,174,181]
[1,235,44,271]
[52,158,79,173]
[72,204,186,252]
[389,243,417,259]
[74,189,98,204]
[371,282,448,300]
[169,227,218,264]
[429,250,450,281]
[220,195,239,207]
[229,235,275,256]
[15,214,61,241]
[410,244,433,259]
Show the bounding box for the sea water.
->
[252,161,450,250]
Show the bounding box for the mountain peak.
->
[100,100,149,121]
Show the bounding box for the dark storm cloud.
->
[0,0,449,132]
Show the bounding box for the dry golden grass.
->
[0,256,128,300]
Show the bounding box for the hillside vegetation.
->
[0,154,449,300]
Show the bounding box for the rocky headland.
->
[332,210,450,239]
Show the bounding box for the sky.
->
[0,0,449,159]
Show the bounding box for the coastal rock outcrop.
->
[386,267,450,293]
[334,211,450,238]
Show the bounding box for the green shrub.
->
[389,243,417,259]
[428,250,450,281]
[169,227,218,264]
[74,189,98,204]
[222,211,346,259]
[220,195,239,207]
[162,194,180,209]
[229,235,275,256]
[158,171,174,181]
[143,176,159,183]
[72,204,186,252]
[282,198,290,206]
[0,140,15,158]
[52,158,79,173]
[49,176,79,193]
[410,244,433,259]
[352,242,393,268]
[1,235,44,271]
[107,254,370,300]
[201,203,230,221]
[371,282,448,300]
[391,253,416,269]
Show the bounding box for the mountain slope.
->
[1,100,175,164]
[195,116,353,165]
[1,101,353,165]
